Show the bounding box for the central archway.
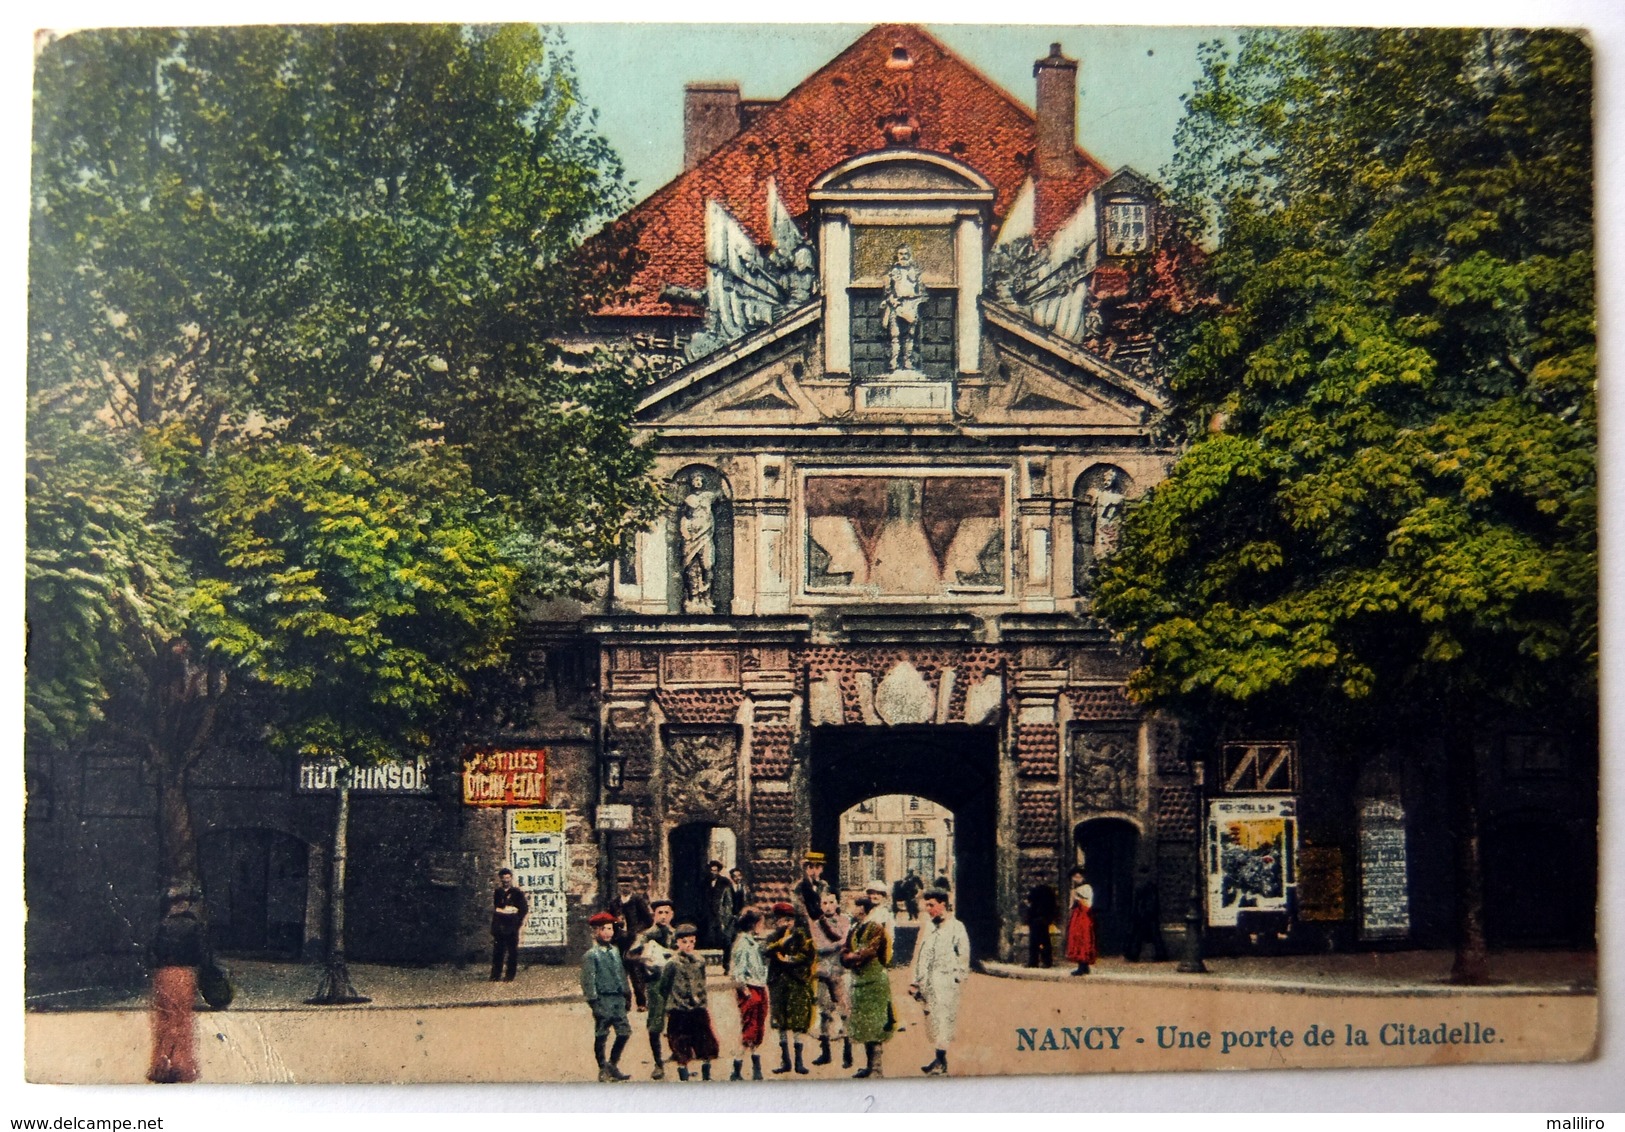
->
[809,726,999,959]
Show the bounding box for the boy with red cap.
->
[581,911,632,1081]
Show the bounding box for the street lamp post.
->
[1177,759,1209,974]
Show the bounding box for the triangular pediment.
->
[635,303,827,426]
[719,373,799,412]
[981,301,1166,423]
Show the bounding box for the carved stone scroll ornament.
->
[663,729,739,819]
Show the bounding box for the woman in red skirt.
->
[148,887,207,1083]
[1064,865,1097,976]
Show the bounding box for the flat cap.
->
[674,923,698,939]
[771,901,797,916]
[588,911,618,927]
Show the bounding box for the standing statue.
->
[881,244,928,372]
[1088,470,1126,559]
[679,472,721,614]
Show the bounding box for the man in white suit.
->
[909,888,970,1076]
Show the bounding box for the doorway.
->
[1073,818,1139,957]
[199,827,309,957]
[667,822,736,935]
[810,726,999,958]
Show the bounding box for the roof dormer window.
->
[1104,197,1151,256]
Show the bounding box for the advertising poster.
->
[1359,799,1412,940]
[1208,797,1296,927]
[507,809,568,948]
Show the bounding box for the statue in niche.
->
[679,472,722,614]
[1087,469,1126,559]
[881,244,928,372]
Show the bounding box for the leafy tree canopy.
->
[28,25,655,764]
[1097,28,1595,732]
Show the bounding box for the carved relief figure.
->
[679,472,721,613]
[1074,730,1136,812]
[664,730,739,818]
[881,244,928,372]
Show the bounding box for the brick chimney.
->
[684,82,742,172]
[1033,43,1079,178]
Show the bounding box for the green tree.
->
[1096,29,1594,979]
[28,25,655,895]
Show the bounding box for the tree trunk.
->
[143,642,223,899]
[1446,711,1490,984]
[306,780,369,1004]
[157,769,199,894]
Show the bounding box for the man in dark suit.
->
[1024,879,1059,968]
[608,875,654,1009]
[702,859,731,948]
[490,868,529,981]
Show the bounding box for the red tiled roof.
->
[596,24,1110,318]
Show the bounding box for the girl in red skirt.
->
[1064,865,1097,976]
[148,888,207,1083]
[728,908,770,1080]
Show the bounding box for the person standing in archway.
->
[702,859,730,950]
[1024,878,1059,969]
[910,888,970,1076]
[1064,865,1097,976]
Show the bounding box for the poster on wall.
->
[1359,798,1412,940]
[462,748,548,807]
[1208,797,1296,927]
[508,809,568,948]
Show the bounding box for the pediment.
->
[985,357,1148,427]
[980,302,1166,426]
[808,151,996,201]
[635,307,828,427]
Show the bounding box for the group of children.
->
[580,879,900,1083]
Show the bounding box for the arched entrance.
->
[809,726,999,959]
[667,822,736,938]
[1073,818,1139,957]
[837,793,955,922]
[199,827,309,957]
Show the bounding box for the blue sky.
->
[558,23,1227,205]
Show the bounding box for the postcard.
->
[23,20,1598,1087]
